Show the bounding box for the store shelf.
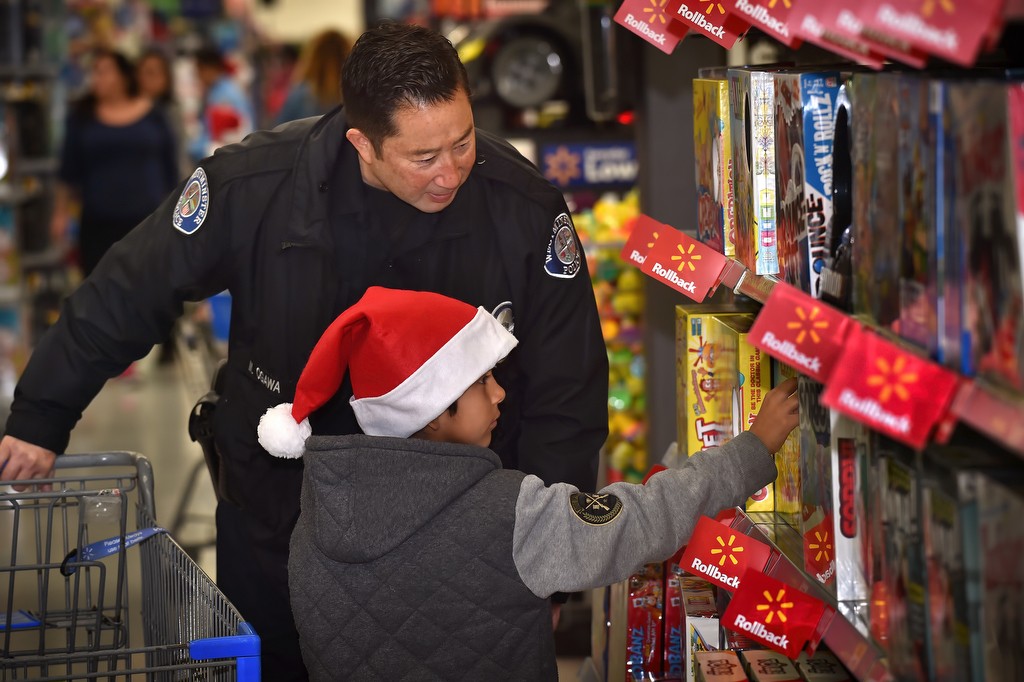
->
[712,259,1024,461]
[946,379,1024,457]
[0,182,41,205]
[727,510,892,682]
[13,157,57,175]
[0,64,58,80]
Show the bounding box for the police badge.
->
[491,301,515,334]
[173,167,210,235]
[544,212,582,279]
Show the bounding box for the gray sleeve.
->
[511,430,776,598]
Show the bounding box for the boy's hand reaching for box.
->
[748,377,799,455]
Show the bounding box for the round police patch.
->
[569,492,623,526]
[173,167,210,235]
[544,212,582,279]
[491,301,515,334]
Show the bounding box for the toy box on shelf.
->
[851,73,902,331]
[729,68,779,276]
[674,303,757,458]
[948,80,1024,392]
[710,314,773,512]
[797,377,835,596]
[693,77,734,257]
[773,70,841,296]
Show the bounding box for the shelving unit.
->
[0,0,63,413]
[728,510,889,682]
[717,261,1024,462]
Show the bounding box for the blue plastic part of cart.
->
[0,609,41,630]
[189,622,261,681]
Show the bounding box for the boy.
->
[258,287,799,681]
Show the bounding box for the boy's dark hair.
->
[341,22,471,157]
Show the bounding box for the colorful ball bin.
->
[574,190,646,483]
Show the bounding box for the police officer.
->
[0,23,608,680]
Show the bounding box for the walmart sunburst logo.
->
[767,0,792,7]
[786,306,829,344]
[865,356,919,403]
[648,232,659,249]
[671,243,702,273]
[756,588,795,624]
[921,0,954,17]
[643,0,669,24]
[701,0,726,14]
[808,530,833,563]
[710,533,745,567]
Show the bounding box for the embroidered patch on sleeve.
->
[544,212,582,279]
[173,167,210,235]
[569,492,623,526]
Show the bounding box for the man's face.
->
[347,88,476,213]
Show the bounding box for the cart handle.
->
[36,451,157,522]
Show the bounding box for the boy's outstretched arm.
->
[511,377,799,599]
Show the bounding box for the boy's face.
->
[433,371,505,447]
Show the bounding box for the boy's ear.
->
[423,417,442,433]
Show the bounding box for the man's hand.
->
[0,435,57,492]
[748,377,800,455]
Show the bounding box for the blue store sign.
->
[541,141,638,188]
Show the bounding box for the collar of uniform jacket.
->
[282,106,492,247]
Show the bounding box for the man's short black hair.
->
[342,22,471,156]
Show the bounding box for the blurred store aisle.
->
[64,348,219,578]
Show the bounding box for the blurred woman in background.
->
[52,48,178,277]
[137,46,189,179]
[274,29,351,124]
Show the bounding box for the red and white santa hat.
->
[257,286,518,458]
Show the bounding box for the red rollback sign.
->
[723,569,832,659]
[640,228,730,301]
[665,0,751,48]
[821,327,961,449]
[615,0,690,54]
[680,516,772,592]
[747,282,854,384]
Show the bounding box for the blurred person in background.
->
[138,46,190,180]
[190,45,254,161]
[51,48,179,277]
[274,29,351,125]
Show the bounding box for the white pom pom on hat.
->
[256,287,518,458]
[256,403,311,459]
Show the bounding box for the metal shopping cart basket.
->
[1,452,259,680]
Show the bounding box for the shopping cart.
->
[1,452,259,680]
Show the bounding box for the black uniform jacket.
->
[5,108,609,536]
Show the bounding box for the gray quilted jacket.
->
[288,431,775,681]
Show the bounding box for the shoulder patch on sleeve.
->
[544,212,582,279]
[569,492,623,526]
[173,167,210,235]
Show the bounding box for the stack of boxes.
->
[673,66,1024,679]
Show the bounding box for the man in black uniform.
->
[0,23,607,681]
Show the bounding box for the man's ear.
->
[345,128,376,165]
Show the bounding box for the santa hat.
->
[257,287,518,458]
